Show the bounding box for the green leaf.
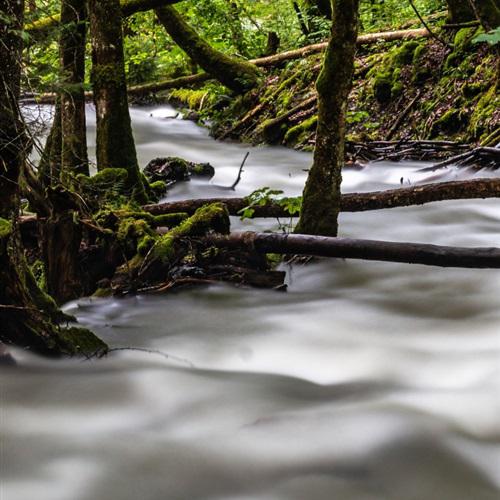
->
[473,27,500,46]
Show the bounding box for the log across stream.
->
[5,103,500,500]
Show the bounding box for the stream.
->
[2,105,500,500]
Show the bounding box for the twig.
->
[387,91,421,140]
[230,152,250,190]
[407,0,451,49]
[105,346,194,367]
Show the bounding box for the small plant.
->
[239,187,301,233]
[473,27,500,47]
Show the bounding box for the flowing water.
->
[2,105,500,500]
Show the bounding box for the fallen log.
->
[142,177,500,217]
[26,0,186,35]
[206,232,500,269]
[252,28,430,67]
[419,147,500,172]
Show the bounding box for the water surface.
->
[2,105,500,500]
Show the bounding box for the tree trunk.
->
[468,0,500,31]
[295,0,360,236]
[445,0,475,23]
[60,0,89,179]
[155,5,261,94]
[208,232,500,269]
[0,0,105,356]
[88,0,146,201]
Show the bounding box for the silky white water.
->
[2,105,500,500]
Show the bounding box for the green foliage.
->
[473,27,500,46]
[239,187,301,233]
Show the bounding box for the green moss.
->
[169,88,212,109]
[153,213,189,227]
[469,85,500,139]
[92,287,113,298]
[393,41,420,66]
[284,115,318,145]
[0,218,12,239]
[137,235,155,256]
[149,180,167,199]
[453,27,478,50]
[154,203,230,262]
[58,326,108,356]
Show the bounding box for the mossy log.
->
[208,231,500,269]
[143,178,500,217]
[155,5,261,94]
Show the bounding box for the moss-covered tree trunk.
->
[445,0,475,23]
[0,0,106,356]
[60,0,89,179]
[295,0,359,236]
[155,5,261,94]
[88,0,145,200]
[468,0,500,30]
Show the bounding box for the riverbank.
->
[165,27,499,151]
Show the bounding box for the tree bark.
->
[207,232,500,269]
[155,5,261,94]
[445,0,475,23]
[468,0,500,31]
[60,0,89,178]
[295,0,360,236]
[143,178,500,217]
[88,0,146,201]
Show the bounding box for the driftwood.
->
[347,139,471,162]
[143,178,500,218]
[206,232,500,269]
[418,147,500,172]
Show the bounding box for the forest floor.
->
[163,25,499,153]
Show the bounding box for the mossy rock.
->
[393,41,420,66]
[144,157,215,185]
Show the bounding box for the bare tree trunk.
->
[295,0,360,236]
[155,5,261,94]
[88,0,146,201]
